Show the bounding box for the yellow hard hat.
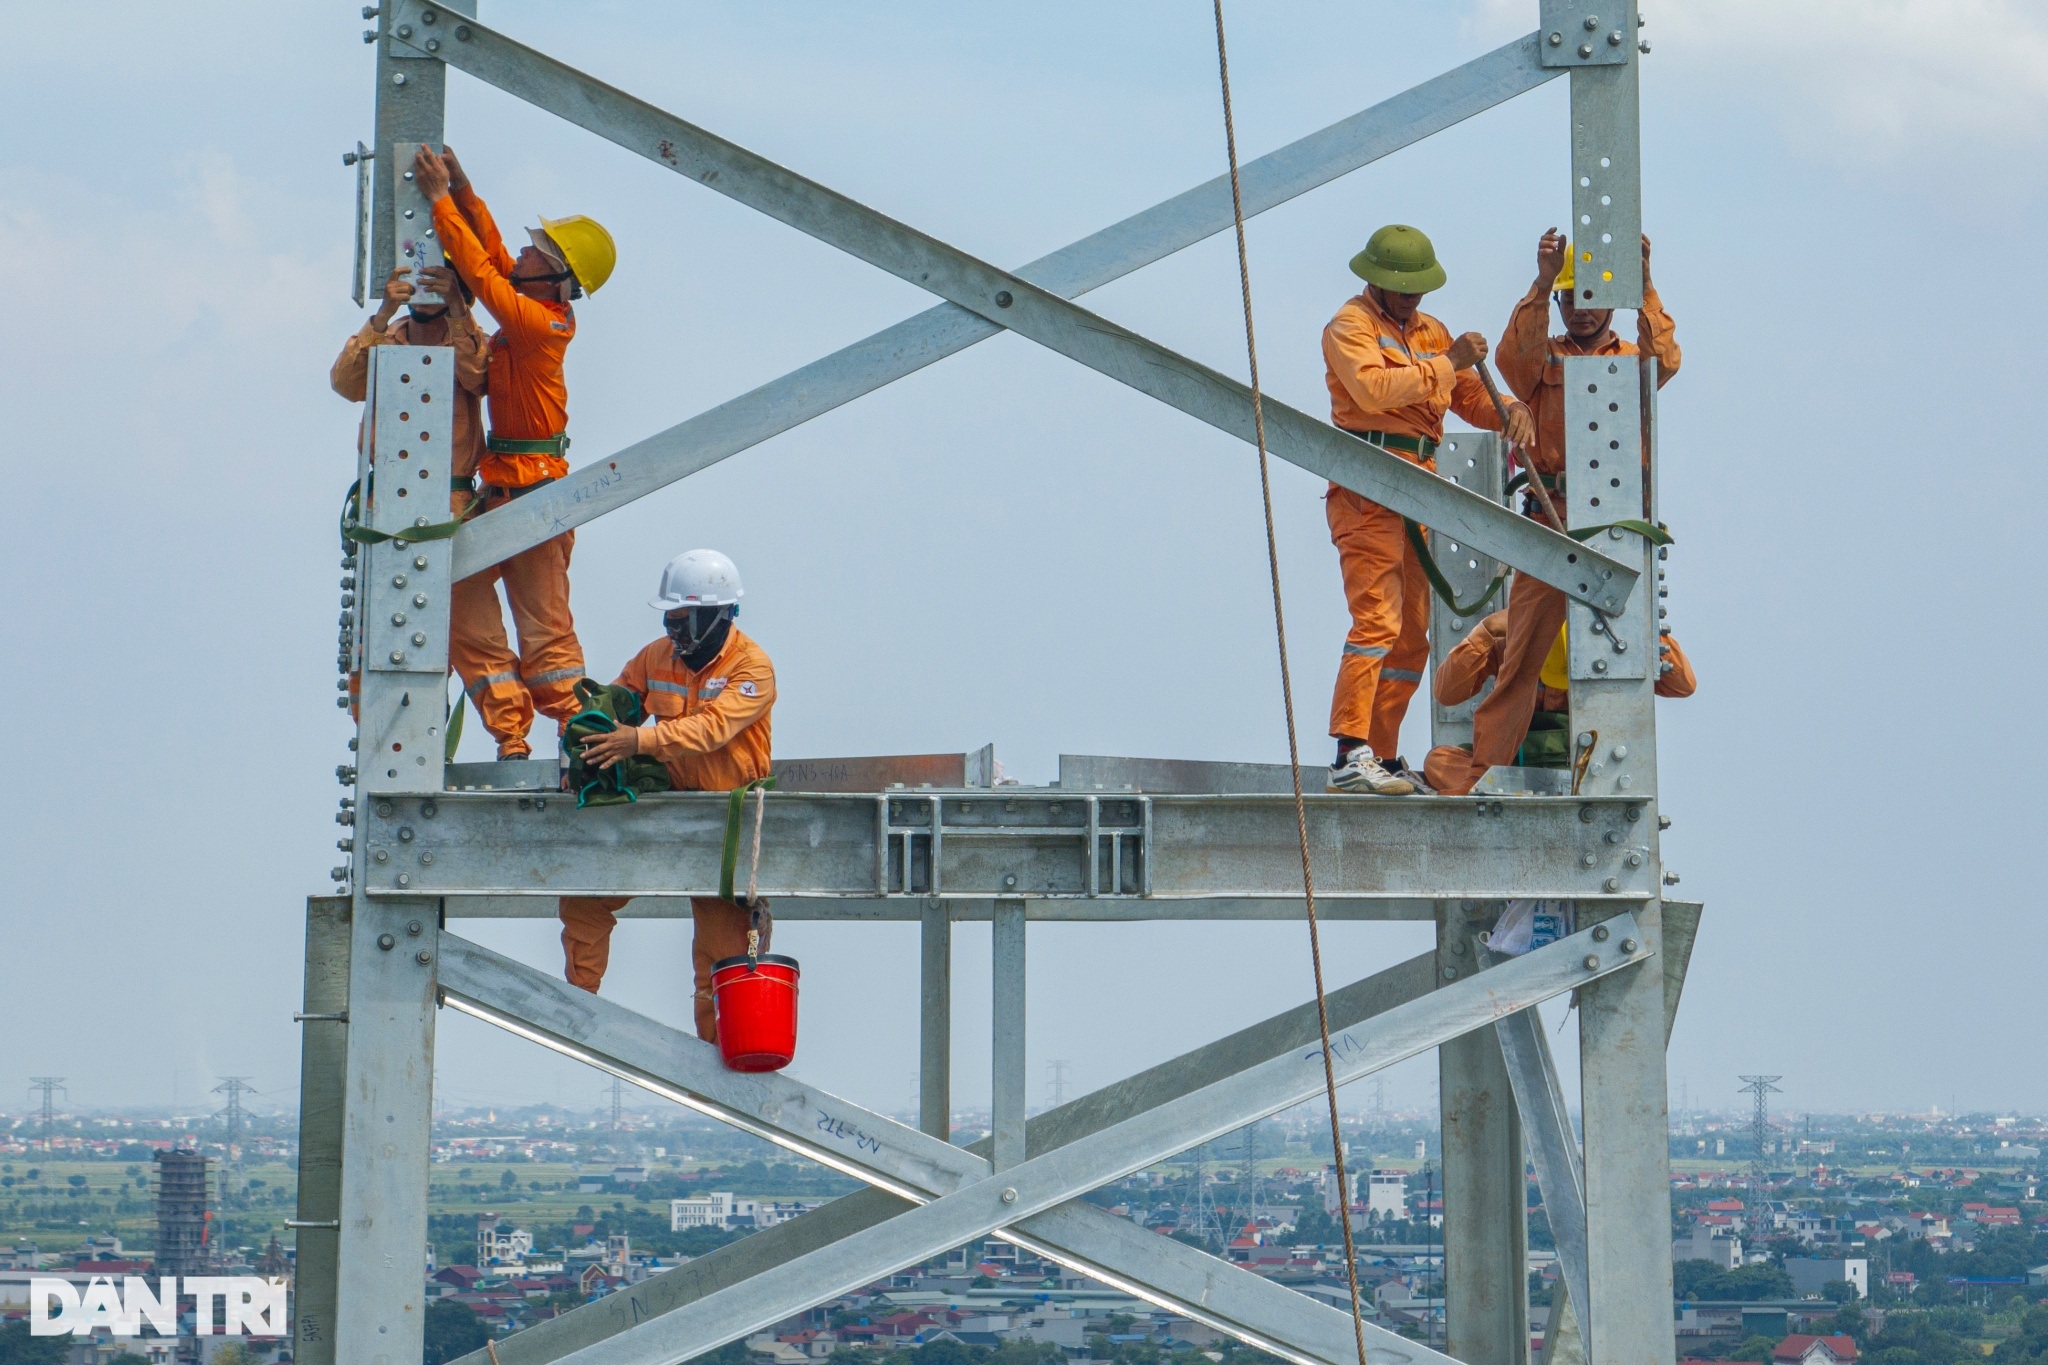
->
[1539,623,1570,691]
[533,214,617,295]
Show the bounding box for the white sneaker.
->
[1327,747,1416,795]
[1384,756,1436,795]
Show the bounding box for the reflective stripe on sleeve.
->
[466,670,520,695]
[523,668,585,687]
[1381,667,1424,683]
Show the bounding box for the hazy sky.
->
[4,2,2045,1131]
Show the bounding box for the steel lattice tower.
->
[1738,1075,1782,1189]
[27,1078,65,1152]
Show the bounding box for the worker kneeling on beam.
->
[410,144,617,761]
[1323,225,1534,795]
[1422,614,1696,792]
[1436,229,1681,795]
[558,550,777,1044]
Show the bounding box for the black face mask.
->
[665,606,735,669]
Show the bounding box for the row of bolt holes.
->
[394,361,435,495]
[1579,157,1616,297]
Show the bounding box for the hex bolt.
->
[1658,815,1672,830]
[1604,831,1620,845]
[1639,39,1652,53]
[1591,924,1611,942]
[390,650,406,664]
[1000,1188,1018,1205]
[424,38,440,51]
[420,852,435,866]
[1583,954,1601,971]
[377,933,396,950]
[396,23,412,37]
[1626,852,1644,868]
[414,555,430,570]
[421,800,438,818]
[1625,805,1642,822]
[337,839,354,852]
[1620,938,1639,954]
[413,594,429,608]
[1442,966,1459,981]
[1579,43,1594,57]
[1612,744,1629,759]
[1603,877,1620,892]
[373,850,390,864]
[392,72,407,85]
[1578,804,1596,823]
[1592,659,1609,673]
[330,867,348,882]
[416,950,433,965]
[336,811,355,827]
[406,919,424,936]
[1584,15,1600,30]
[1548,31,1563,44]
[455,24,471,39]
[1663,871,1681,886]
[396,873,412,887]
[1608,29,1624,45]
[1452,938,1470,956]
[392,612,407,626]
[1581,852,1597,868]
[362,29,377,43]
[412,633,428,646]
[1003,875,1018,888]
[376,800,395,818]
[994,291,1013,308]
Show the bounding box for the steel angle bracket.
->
[1540,0,1633,66]
[541,919,1648,1365]
[434,935,1451,1365]
[384,3,1637,613]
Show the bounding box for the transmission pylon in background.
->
[1045,1059,1071,1110]
[28,1078,65,1153]
[1738,1075,1782,1190]
[214,1077,256,1152]
[1236,1122,1263,1234]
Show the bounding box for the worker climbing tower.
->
[297,6,1695,1365]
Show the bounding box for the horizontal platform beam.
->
[356,788,1660,902]
[443,895,1440,920]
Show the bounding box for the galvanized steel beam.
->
[405,19,1566,579]
[289,897,350,1365]
[442,894,1443,920]
[357,789,1661,902]
[392,6,1634,611]
[546,922,1647,1365]
[436,932,1454,1365]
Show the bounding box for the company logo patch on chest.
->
[701,677,727,697]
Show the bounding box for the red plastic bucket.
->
[710,954,800,1071]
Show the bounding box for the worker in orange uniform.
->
[558,550,776,1044]
[409,145,618,759]
[1421,612,1695,792]
[1436,229,1680,795]
[1323,225,1535,795]
[331,263,488,717]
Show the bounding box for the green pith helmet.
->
[1349,224,1447,294]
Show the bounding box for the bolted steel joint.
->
[377,933,396,950]
[1620,938,1639,954]
[1591,924,1610,942]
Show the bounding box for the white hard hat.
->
[650,549,744,610]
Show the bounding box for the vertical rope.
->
[1209,9,1371,1365]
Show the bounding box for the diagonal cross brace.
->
[434,24,1558,579]
[548,917,1648,1365]
[395,5,1637,613]
[436,934,1452,1365]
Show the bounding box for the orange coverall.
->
[1322,292,1504,758]
[432,183,585,756]
[1421,607,1695,792]
[558,629,776,1043]
[331,311,490,722]
[1445,282,1681,794]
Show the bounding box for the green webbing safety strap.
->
[1403,519,1508,618]
[719,776,778,902]
[445,693,465,763]
[1404,511,1675,616]
[338,478,477,547]
[1567,519,1673,546]
[485,434,569,455]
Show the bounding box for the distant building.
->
[1772,1335,1858,1365]
[671,1192,758,1230]
[1672,1228,1743,1269]
[153,1148,213,1281]
[1366,1171,1408,1220]
[478,1213,535,1268]
[1786,1257,1867,1300]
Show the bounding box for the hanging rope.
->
[1209,9,1371,1365]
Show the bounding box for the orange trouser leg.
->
[558,896,626,992]
[690,897,761,1044]
[450,568,535,752]
[1459,572,1571,792]
[1367,538,1432,762]
[499,528,586,725]
[1423,744,1474,795]
[1326,489,1412,746]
